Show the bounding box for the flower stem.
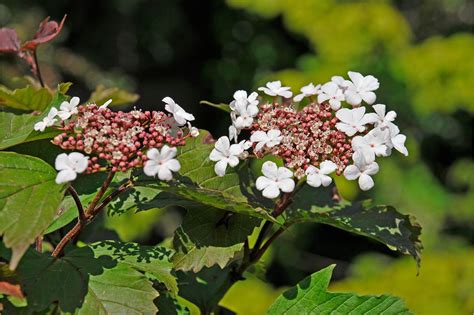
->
[32,50,45,87]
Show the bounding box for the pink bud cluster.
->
[251,102,353,178]
[52,104,189,173]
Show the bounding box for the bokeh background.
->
[1,0,473,314]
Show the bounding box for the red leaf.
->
[21,14,67,51]
[0,28,20,53]
[0,281,24,299]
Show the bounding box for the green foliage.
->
[0,152,65,269]
[200,100,231,113]
[267,265,412,315]
[88,84,139,106]
[0,85,52,111]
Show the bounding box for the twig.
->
[85,171,115,217]
[35,236,43,252]
[32,50,45,87]
[89,181,133,217]
[51,221,81,257]
[67,186,86,223]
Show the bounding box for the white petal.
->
[364,162,379,176]
[343,165,361,180]
[306,174,322,187]
[57,110,72,121]
[335,108,352,123]
[385,111,397,122]
[70,96,80,107]
[335,123,357,136]
[214,160,228,177]
[261,161,278,180]
[147,148,160,161]
[215,136,230,153]
[166,159,181,172]
[256,176,272,190]
[361,91,376,105]
[294,94,304,102]
[209,148,224,162]
[144,160,160,176]
[372,104,386,117]
[348,71,364,86]
[227,155,240,167]
[329,99,341,110]
[267,129,281,139]
[55,169,77,184]
[229,143,244,156]
[278,178,295,193]
[277,166,293,179]
[392,134,408,156]
[34,121,46,132]
[158,166,173,181]
[69,152,88,173]
[55,153,70,171]
[305,165,318,175]
[279,89,293,98]
[319,160,337,174]
[317,93,330,103]
[344,90,362,106]
[320,174,333,187]
[262,183,281,199]
[352,107,367,122]
[358,173,374,191]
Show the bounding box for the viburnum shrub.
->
[0,16,421,314]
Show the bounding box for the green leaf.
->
[267,265,413,314]
[0,152,65,269]
[172,202,260,272]
[0,85,52,111]
[57,82,73,94]
[200,100,231,113]
[0,93,66,150]
[155,292,191,315]
[88,240,178,295]
[286,185,423,267]
[135,130,276,222]
[88,84,139,106]
[16,246,160,314]
[177,266,233,314]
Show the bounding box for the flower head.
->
[34,107,58,132]
[335,107,370,136]
[351,127,390,164]
[258,81,292,98]
[209,136,244,176]
[317,82,345,110]
[163,96,195,126]
[256,161,295,199]
[144,145,181,181]
[365,104,396,128]
[55,152,88,184]
[58,96,80,120]
[250,129,282,152]
[294,83,320,102]
[344,71,379,106]
[343,153,379,191]
[305,160,337,188]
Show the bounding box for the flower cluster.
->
[35,97,198,184]
[209,71,408,198]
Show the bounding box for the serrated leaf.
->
[16,246,159,314]
[88,84,139,106]
[0,93,66,150]
[89,240,178,294]
[172,202,260,272]
[200,100,231,113]
[135,130,276,222]
[267,265,412,314]
[286,185,422,267]
[0,85,52,111]
[0,152,65,269]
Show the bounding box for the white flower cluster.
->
[209,71,409,199]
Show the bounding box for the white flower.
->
[231,90,259,109]
[293,83,321,102]
[250,129,282,151]
[34,107,58,132]
[317,82,345,110]
[364,104,397,128]
[209,136,244,176]
[335,107,371,136]
[143,145,181,181]
[305,160,337,188]
[258,81,292,98]
[163,96,195,126]
[343,155,379,191]
[55,152,89,184]
[344,71,379,106]
[231,99,259,129]
[387,123,408,156]
[186,122,199,138]
[57,96,80,120]
[331,76,350,90]
[256,161,295,199]
[351,128,390,164]
[99,99,112,110]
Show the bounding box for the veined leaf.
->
[88,84,139,106]
[267,265,412,314]
[0,85,52,111]
[286,185,423,267]
[0,92,66,150]
[0,152,65,269]
[15,246,158,314]
[171,202,260,272]
[200,100,231,113]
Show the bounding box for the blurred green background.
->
[0,0,473,314]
